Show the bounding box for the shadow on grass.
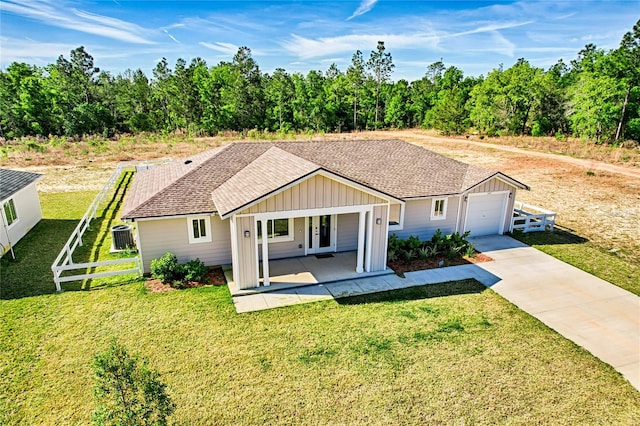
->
[0,219,83,299]
[1,171,136,300]
[72,171,134,290]
[510,226,589,247]
[337,279,486,306]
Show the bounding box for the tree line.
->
[1,20,638,143]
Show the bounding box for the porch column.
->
[365,209,373,272]
[261,219,270,286]
[356,210,366,273]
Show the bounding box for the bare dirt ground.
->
[6,130,639,263]
[368,130,640,262]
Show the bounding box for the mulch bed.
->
[388,252,493,276]
[144,267,227,293]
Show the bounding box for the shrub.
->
[181,258,207,283]
[150,252,180,283]
[92,340,175,426]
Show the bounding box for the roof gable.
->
[0,169,43,201]
[212,147,320,217]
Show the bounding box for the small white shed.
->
[0,168,44,258]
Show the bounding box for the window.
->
[187,216,212,244]
[3,199,17,226]
[388,203,404,231]
[430,198,447,221]
[257,218,294,243]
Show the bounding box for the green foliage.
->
[181,258,208,283]
[1,22,638,143]
[150,252,179,283]
[92,340,175,426]
[150,253,208,287]
[388,231,474,265]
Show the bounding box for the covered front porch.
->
[227,251,395,296]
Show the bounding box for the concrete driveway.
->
[470,235,640,391]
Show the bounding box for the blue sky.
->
[1,0,638,81]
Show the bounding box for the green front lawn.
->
[1,184,639,424]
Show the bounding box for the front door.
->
[308,215,335,254]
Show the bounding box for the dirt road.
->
[374,130,640,179]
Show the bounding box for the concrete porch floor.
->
[226,251,394,296]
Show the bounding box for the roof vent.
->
[184,160,193,165]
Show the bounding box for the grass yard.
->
[1,174,640,424]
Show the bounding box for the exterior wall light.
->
[244,230,250,238]
[376,218,382,225]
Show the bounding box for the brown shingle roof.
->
[121,139,528,220]
[212,147,320,217]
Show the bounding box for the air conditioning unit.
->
[111,224,135,252]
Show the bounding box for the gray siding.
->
[392,198,459,240]
[458,177,518,234]
[137,215,231,273]
[0,183,42,255]
[258,217,305,260]
[337,213,359,252]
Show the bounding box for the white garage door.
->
[464,193,508,236]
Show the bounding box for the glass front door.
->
[308,215,334,254]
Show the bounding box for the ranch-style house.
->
[121,139,529,290]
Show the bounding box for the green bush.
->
[388,230,473,264]
[150,252,180,283]
[150,253,209,287]
[181,258,208,283]
[92,340,175,426]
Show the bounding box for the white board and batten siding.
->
[234,216,257,288]
[369,205,389,271]
[137,215,231,273]
[1,182,42,255]
[242,174,386,214]
[459,177,519,236]
[336,213,359,251]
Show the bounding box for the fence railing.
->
[51,160,169,292]
[511,201,557,233]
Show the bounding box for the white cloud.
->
[199,41,239,55]
[282,32,439,59]
[163,30,180,44]
[347,0,378,20]
[0,0,155,44]
[0,36,78,65]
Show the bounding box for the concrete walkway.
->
[231,235,640,391]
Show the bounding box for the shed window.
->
[430,198,447,221]
[3,199,17,226]
[257,218,294,243]
[187,216,212,244]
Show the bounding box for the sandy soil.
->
[11,130,639,263]
[370,130,640,261]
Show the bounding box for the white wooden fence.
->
[511,201,557,233]
[51,160,168,291]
